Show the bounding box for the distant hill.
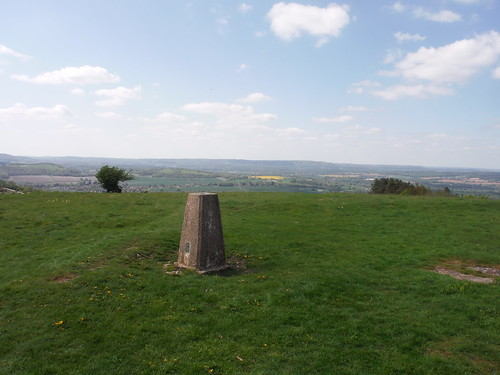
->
[0,153,37,164]
[1,153,495,176]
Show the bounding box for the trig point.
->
[176,193,228,273]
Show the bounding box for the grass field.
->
[0,192,498,374]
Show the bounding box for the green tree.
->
[370,178,431,196]
[95,165,134,193]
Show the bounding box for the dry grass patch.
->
[427,338,499,374]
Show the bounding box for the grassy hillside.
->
[0,192,498,374]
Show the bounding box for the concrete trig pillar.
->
[177,193,227,273]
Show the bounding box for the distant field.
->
[0,192,498,374]
[249,176,286,180]
[128,176,223,186]
[8,175,96,184]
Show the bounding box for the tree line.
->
[370,178,452,196]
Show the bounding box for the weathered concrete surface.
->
[177,193,227,273]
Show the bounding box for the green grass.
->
[0,192,498,374]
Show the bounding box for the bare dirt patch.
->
[52,274,78,283]
[162,262,181,275]
[435,268,494,284]
[162,254,256,276]
[467,266,500,277]
[433,261,499,284]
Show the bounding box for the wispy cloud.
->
[95,111,124,119]
[394,32,426,43]
[0,103,73,119]
[372,84,454,100]
[0,45,31,60]
[236,63,249,72]
[95,86,141,107]
[493,66,500,79]
[182,102,277,129]
[348,80,381,94]
[342,124,381,136]
[70,88,85,96]
[12,65,120,85]
[384,48,404,64]
[412,7,462,22]
[389,1,406,13]
[451,0,480,4]
[339,105,370,112]
[238,3,252,13]
[312,115,353,123]
[389,3,462,23]
[139,112,187,123]
[236,93,272,103]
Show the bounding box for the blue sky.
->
[1,0,499,168]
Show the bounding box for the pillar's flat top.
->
[189,192,218,196]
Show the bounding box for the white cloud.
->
[95,86,142,107]
[0,45,31,60]
[216,17,229,34]
[12,65,120,85]
[95,111,124,119]
[238,3,252,13]
[372,84,454,100]
[182,102,277,128]
[384,48,404,64]
[390,4,462,23]
[372,31,500,100]
[267,2,350,46]
[452,0,480,3]
[339,105,370,112]
[394,32,426,43]
[236,93,272,103]
[348,80,381,94]
[70,88,85,95]
[0,103,73,119]
[312,115,353,123]
[342,124,381,135]
[236,63,249,72]
[389,1,406,13]
[217,17,229,26]
[140,112,187,123]
[412,7,462,22]
[391,31,500,83]
[493,66,500,79]
[275,127,306,136]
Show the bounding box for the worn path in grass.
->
[0,192,499,374]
